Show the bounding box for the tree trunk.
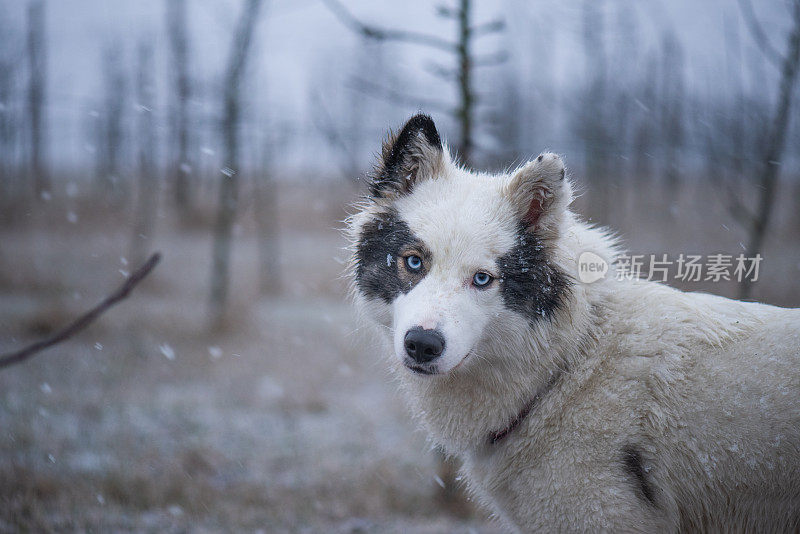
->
[740,1,800,299]
[0,47,17,211]
[580,0,610,223]
[167,0,192,210]
[209,0,263,325]
[27,0,49,197]
[660,33,685,206]
[456,0,473,165]
[97,44,125,200]
[131,40,157,268]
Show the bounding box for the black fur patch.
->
[497,226,570,324]
[622,446,657,506]
[355,210,428,303]
[370,114,442,198]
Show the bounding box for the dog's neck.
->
[392,216,616,454]
[488,367,563,445]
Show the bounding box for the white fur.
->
[347,149,800,532]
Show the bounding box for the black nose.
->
[404,327,445,363]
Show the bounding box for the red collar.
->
[489,370,562,445]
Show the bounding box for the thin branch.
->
[321,0,457,52]
[0,252,162,370]
[224,0,263,92]
[471,18,505,38]
[423,61,457,81]
[435,4,458,18]
[736,0,784,67]
[347,77,457,116]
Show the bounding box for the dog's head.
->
[348,114,573,376]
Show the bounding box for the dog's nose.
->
[404,327,445,363]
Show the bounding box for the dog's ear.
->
[369,114,445,198]
[504,153,571,233]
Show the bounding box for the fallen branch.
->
[0,252,162,370]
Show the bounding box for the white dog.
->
[346,114,800,532]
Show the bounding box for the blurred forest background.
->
[0,0,799,531]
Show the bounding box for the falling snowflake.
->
[159,343,175,360]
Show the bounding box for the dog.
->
[346,114,800,532]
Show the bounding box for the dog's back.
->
[589,284,800,531]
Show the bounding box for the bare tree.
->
[167,0,193,210]
[606,2,637,179]
[27,0,49,197]
[131,39,158,268]
[736,0,800,299]
[659,32,685,195]
[633,55,657,182]
[703,16,771,233]
[209,0,263,324]
[323,0,506,165]
[97,43,126,199]
[0,11,20,206]
[575,0,612,220]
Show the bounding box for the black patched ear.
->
[370,114,445,198]
[504,153,572,234]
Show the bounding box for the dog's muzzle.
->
[403,327,445,373]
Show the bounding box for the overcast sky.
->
[0,0,792,174]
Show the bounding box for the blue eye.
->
[472,272,493,288]
[405,255,423,271]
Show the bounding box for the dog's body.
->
[347,115,800,532]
